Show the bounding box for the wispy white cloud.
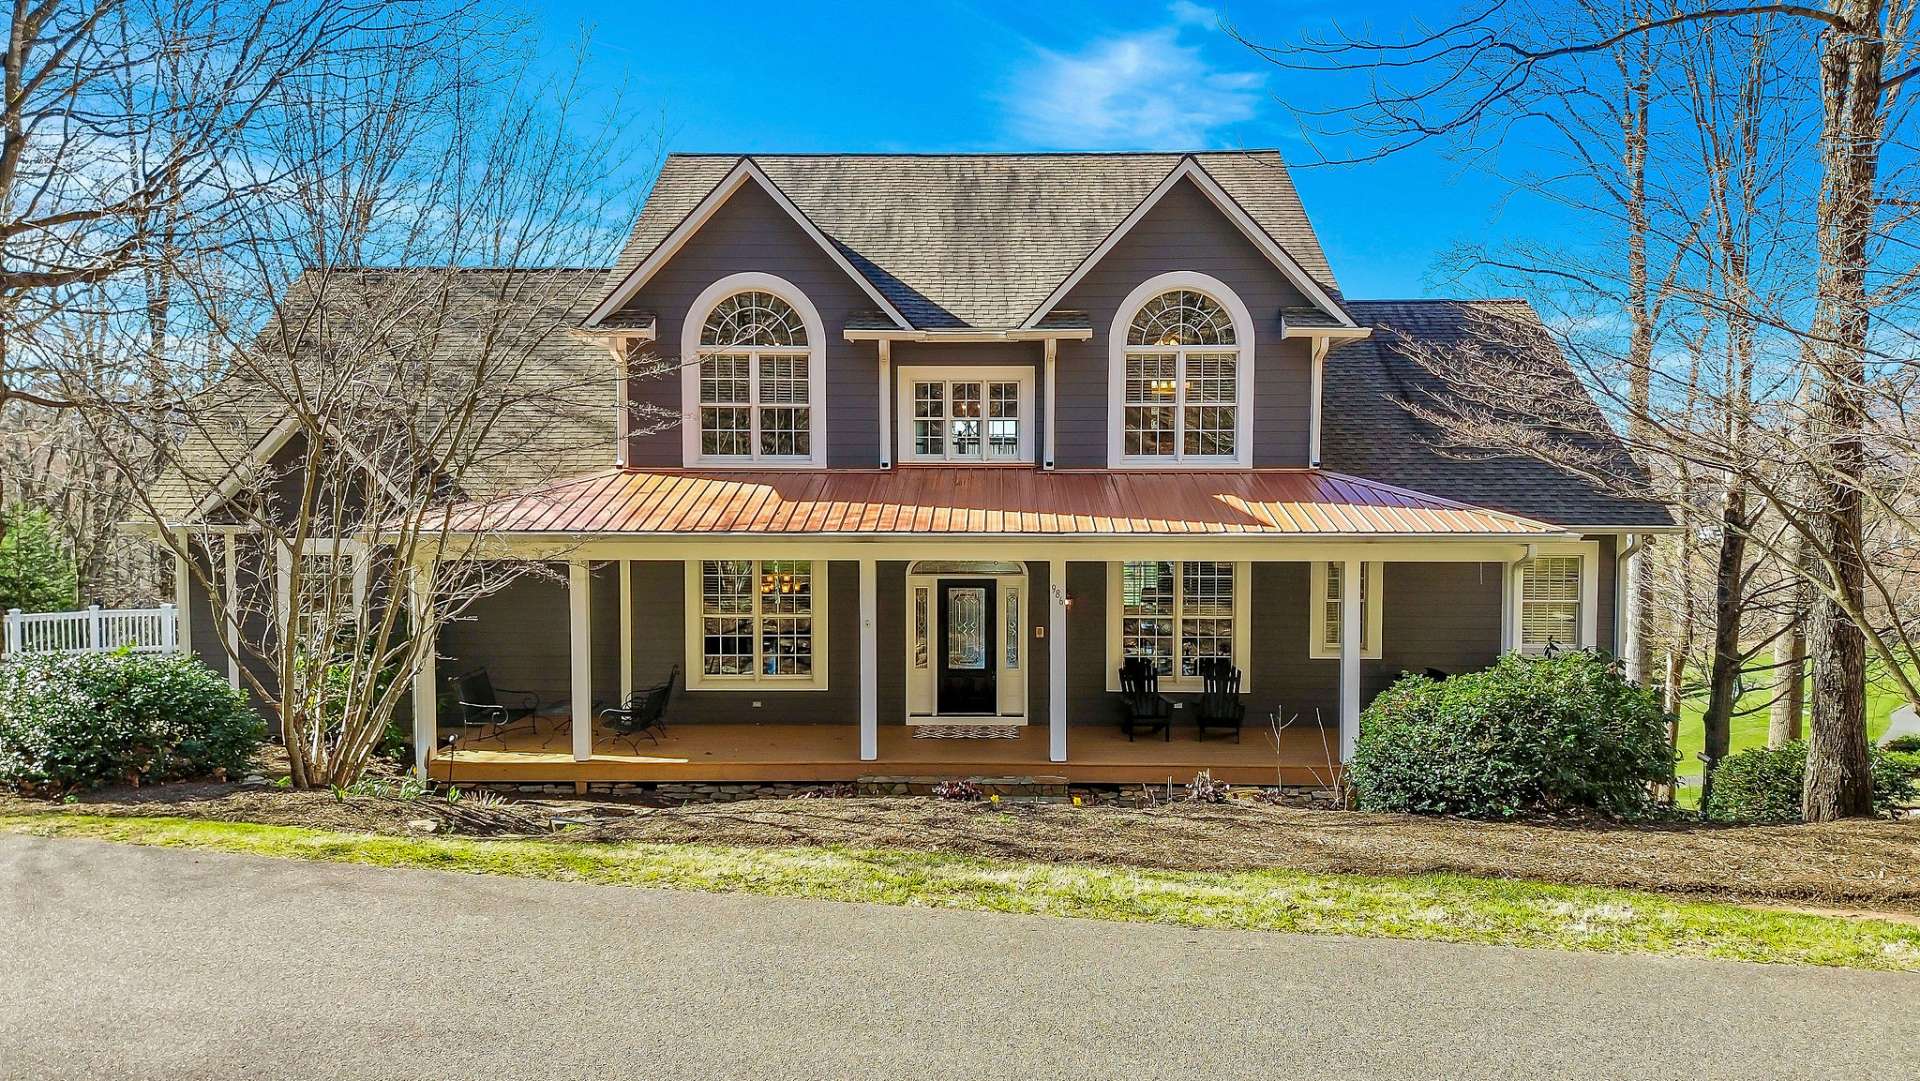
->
[1167,0,1220,28]
[1001,12,1263,151]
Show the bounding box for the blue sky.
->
[534,0,1560,300]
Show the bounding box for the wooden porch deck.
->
[426,717,1341,787]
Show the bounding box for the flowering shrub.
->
[930,778,984,801]
[0,650,262,794]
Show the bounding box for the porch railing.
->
[4,604,180,655]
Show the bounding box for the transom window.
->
[1519,556,1581,651]
[1112,276,1251,466]
[897,366,1034,463]
[694,559,823,685]
[1310,562,1383,660]
[1111,560,1244,685]
[683,274,825,467]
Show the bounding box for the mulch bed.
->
[8,772,1919,914]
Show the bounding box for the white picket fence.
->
[4,604,180,655]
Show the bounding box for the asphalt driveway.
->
[2,834,1914,1080]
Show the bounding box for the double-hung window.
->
[898,367,1034,462]
[690,559,827,688]
[1310,561,1383,659]
[692,288,818,463]
[1519,556,1581,652]
[1118,287,1244,464]
[276,539,368,653]
[1109,560,1247,687]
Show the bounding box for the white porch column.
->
[222,536,241,689]
[170,529,192,654]
[877,341,893,469]
[1049,558,1067,763]
[1043,339,1058,470]
[409,562,437,778]
[1339,557,1361,763]
[618,559,633,701]
[569,560,592,762]
[859,557,878,761]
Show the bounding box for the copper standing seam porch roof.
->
[430,468,1568,537]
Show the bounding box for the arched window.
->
[1108,272,1253,466]
[682,273,825,465]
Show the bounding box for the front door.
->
[936,578,996,714]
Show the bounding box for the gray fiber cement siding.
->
[617,181,882,469]
[617,174,1320,472]
[427,552,1611,728]
[1053,177,1318,469]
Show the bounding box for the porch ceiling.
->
[427,467,1567,538]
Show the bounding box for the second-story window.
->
[681,273,826,467]
[697,291,811,460]
[1123,289,1239,461]
[897,366,1034,463]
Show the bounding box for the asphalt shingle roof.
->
[149,268,618,521]
[1323,299,1672,527]
[606,152,1340,330]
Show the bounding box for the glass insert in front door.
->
[946,586,987,669]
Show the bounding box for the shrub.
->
[930,779,984,801]
[1883,733,1920,754]
[0,650,262,794]
[1350,651,1673,819]
[0,505,77,613]
[1705,742,1919,823]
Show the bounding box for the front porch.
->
[426,716,1340,787]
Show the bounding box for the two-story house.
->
[163,151,1674,789]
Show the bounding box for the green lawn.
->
[1672,664,1906,802]
[7,812,1918,972]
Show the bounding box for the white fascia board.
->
[570,319,657,344]
[842,327,1094,343]
[1281,325,1372,341]
[586,158,910,331]
[1022,156,1356,331]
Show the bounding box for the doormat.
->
[911,724,1022,740]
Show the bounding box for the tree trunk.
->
[1699,486,1748,809]
[1627,546,1657,686]
[1803,3,1882,821]
[1770,533,1807,746]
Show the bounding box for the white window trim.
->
[683,559,830,691]
[1103,560,1252,692]
[1504,540,1601,653]
[895,365,1037,464]
[276,538,370,638]
[1309,560,1384,660]
[1107,271,1255,469]
[680,272,828,468]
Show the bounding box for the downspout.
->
[1504,543,1539,652]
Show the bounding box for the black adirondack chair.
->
[1194,658,1246,743]
[453,667,540,745]
[599,665,678,750]
[1116,657,1174,742]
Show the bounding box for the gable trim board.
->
[587,158,911,331]
[185,414,413,523]
[1023,157,1357,332]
